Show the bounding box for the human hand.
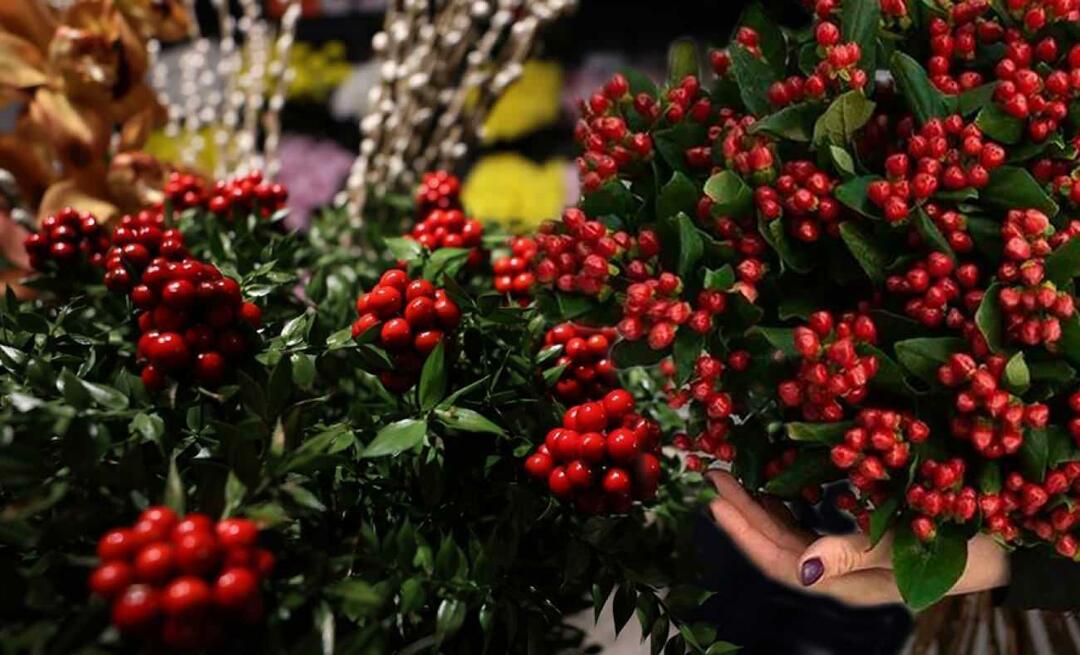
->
[707,470,1010,608]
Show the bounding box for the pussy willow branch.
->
[345,0,576,227]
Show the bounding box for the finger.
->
[796,532,893,588]
[760,496,813,547]
[707,471,806,551]
[709,496,797,585]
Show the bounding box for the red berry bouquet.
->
[8,0,1080,652]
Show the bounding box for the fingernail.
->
[799,558,824,586]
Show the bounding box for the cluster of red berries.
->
[879,0,910,23]
[491,236,537,304]
[543,323,618,404]
[102,209,187,293]
[352,269,461,392]
[992,36,1078,142]
[998,209,1075,346]
[938,353,1049,458]
[166,170,289,218]
[919,203,976,253]
[868,116,1006,223]
[831,408,930,491]
[618,273,727,349]
[885,252,983,328]
[573,73,656,191]
[777,311,880,422]
[1070,390,1080,446]
[699,202,768,302]
[925,11,1001,95]
[523,390,662,514]
[414,170,461,214]
[754,161,841,242]
[767,20,866,107]
[24,207,110,271]
[164,172,209,210]
[88,508,272,650]
[716,115,777,184]
[131,258,260,390]
[408,208,485,267]
[907,459,978,542]
[205,171,288,218]
[980,463,1080,554]
[666,353,740,462]
[533,207,646,296]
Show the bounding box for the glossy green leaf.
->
[362,419,427,458]
[813,91,876,146]
[890,52,948,124]
[893,521,967,611]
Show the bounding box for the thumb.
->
[796,533,892,588]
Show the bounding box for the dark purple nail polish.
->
[800,558,824,586]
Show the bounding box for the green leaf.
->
[612,339,667,367]
[813,91,876,146]
[612,585,636,636]
[785,421,851,444]
[651,616,670,655]
[703,265,736,290]
[667,38,700,84]
[291,353,317,389]
[975,104,1023,144]
[869,497,899,547]
[436,599,467,642]
[1020,427,1049,481]
[362,419,427,458]
[839,221,889,283]
[749,102,819,142]
[163,455,185,514]
[653,122,708,174]
[434,407,505,436]
[1062,315,1080,368]
[423,248,471,284]
[1045,235,1080,285]
[975,283,1004,353]
[834,176,884,219]
[703,171,752,218]
[958,83,997,116]
[673,328,705,386]
[1004,351,1030,394]
[914,207,955,261]
[657,172,700,220]
[749,326,797,357]
[729,43,778,117]
[892,521,968,611]
[738,2,786,76]
[665,585,715,613]
[580,179,638,218]
[829,145,857,178]
[326,327,357,350]
[384,237,423,261]
[979,461,1002,494]
[542,364,567,388]
[764,450,834,497]
[890,52,948,124]
[841,0,880,77]
[760,217,812,273]
[894,337,967,384]
[418,341,447,412]
[981,166,1059,215]
[673,213,705,281]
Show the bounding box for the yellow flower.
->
[142,127,219,175]
[463,154,567,232]
[287,41,351,102]
[481,60,562,144]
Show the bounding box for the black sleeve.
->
[996,545,1080,610]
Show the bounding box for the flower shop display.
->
[6,0,1080,653]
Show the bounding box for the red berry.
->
[98,529,137,562]
[89,561,134,599]
[215,518,259,549]
[213,567,259,611]
[174,531,219,576]
[112,584,161,633]
[134,542,176,584]
[162,576,212,616]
